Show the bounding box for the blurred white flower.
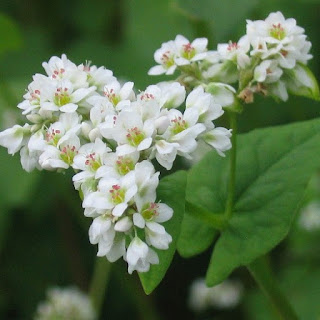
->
[188,278,243,312]
[34,286,96,320]
[299,201,320,231]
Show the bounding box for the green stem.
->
[225,112,237,220]
[248,256,299,320]
[89,258,112,318]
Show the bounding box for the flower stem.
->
[225,112,237,220]
[247,256,299,320]
[89,257,112,318]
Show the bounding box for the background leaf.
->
[139,170,187,294]
[184,117,320,286]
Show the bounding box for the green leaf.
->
[0,13,22,56]
[185,117,320,286]
[139,170,187,294]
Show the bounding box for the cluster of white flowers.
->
[149,12,316,104]
[0,53,231,273]
[34,287,96,320]
[188,278,243,312]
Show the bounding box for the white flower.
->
[72,138,111,189]
[95,151,140,180]
[42,79,96,113]
[0,123,31,155]
[126,237,159,274]
[133,202,173,249]
[103,80,135,110]
[186,86,223,124]
[39,134,80,170]
[163,108,206,157]
[79,62,115,92]
[35,286,96,320]
[254,60,283,83]
[20,145,42,172]
[202,127,232,157]
[174,35,208,66]
[89,215,116,256]
[217,36,251,69]
[156,82,186,109]
[42,54,88,89]
[82,171,137,217]
[112,111,155,156]
[148,40,178,75]
[205,82,237,109]
[154,139,179,170]
[17,74,55,115]
[188,278,243,312]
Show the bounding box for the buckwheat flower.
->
[89,214,116,256]
[83,171,137,217]
[254,60,283,83]
[0,123,31,155]
[42,79,96,113]
[42,54,88,89]
[186,86,223,124]
[174,35,208,66]
[148,40,178,75]
[133,202,173,249]
[217,36,251,69]
[87,95,115,127]
[163,108,206,156]
[134,160,160,207]
[39,134,80,170]
[188,278,243,312]
[205,82,238,109]
[126,236,159,274]
[79,62,116,92]
[72,138,111,189]
[247,11,312,69]
[154,139,179,170]
[103,80,135,110]
[95,151,140,180]
[20,145,42,172]
[112,111,155,156]
[299,201,320,231]
[156,82,186,109]
[18,74,54,115]
[34,286,96,320]
[202,127,232,156]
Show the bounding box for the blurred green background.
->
[1,0,320,319]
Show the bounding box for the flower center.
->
[126,127,145,147]
[142,203,159,221]
[161,51,175,69]
[109,184,126,205]
[227,42,239,52]
[269,23,286,40]
[104,88,120,106]
[85,152,101,171]
[45,128,61,146]
[116,156,135,175]
[29,89,41,105]
[60,145,77,164]
[140,92,155,101]
[182,43,196,60]
[52,68,65,80]
[54,87,71,106]
[170,116,188,135]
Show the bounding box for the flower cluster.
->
[149,12,317,104]
[34,287,96,320]
[0,54,230,273]
[188,278,243,312]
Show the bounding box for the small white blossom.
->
[126,236,159,274]
[299,201,320,231]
